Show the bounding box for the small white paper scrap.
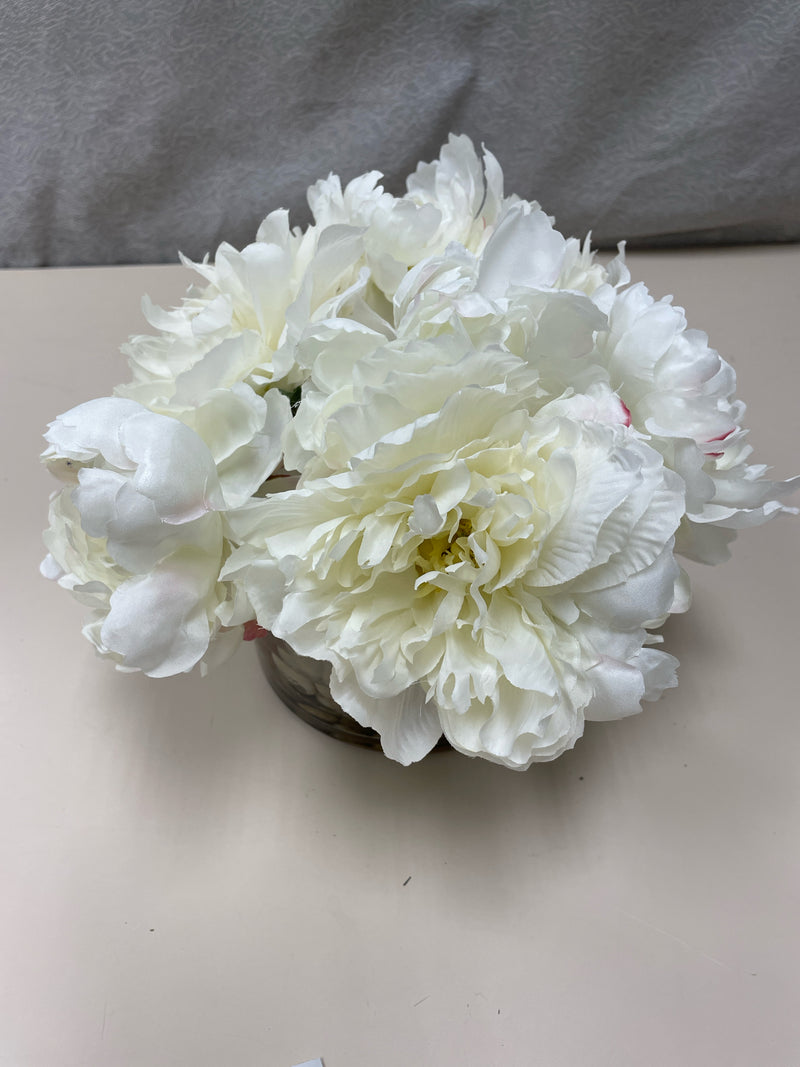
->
[291,1060,324,1067]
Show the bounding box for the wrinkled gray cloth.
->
[2,0,799,267]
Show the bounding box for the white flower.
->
[307,134,507,298]
[120,336,292,508]
[595,283,800,562]
[224,386,686,768]
[41,397,285,676]
[284,330,543,477]
[282,204,616,477]
[389,212,611,400]
[119,208,370,414]
[405,133,507,254]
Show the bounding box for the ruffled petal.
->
[329,670,442,765]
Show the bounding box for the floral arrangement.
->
[41,136,797,769]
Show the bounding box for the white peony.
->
[118,207,371,420]
[41,397,286,676]
[224,384,686,768]
[594,283,800,562]
[307,134,506,299]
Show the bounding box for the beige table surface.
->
[2,247,799,1067]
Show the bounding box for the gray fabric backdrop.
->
[2,0,799,267]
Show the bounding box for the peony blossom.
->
[593,283,800,562]
[224,384,686,768]
[41,396,287,676]
[118,206,372,418]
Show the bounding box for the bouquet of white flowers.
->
[41,136,797,769]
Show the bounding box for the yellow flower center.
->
[416,517,475,573]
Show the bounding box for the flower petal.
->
[99,555,217,677]
[330,670,442,765]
